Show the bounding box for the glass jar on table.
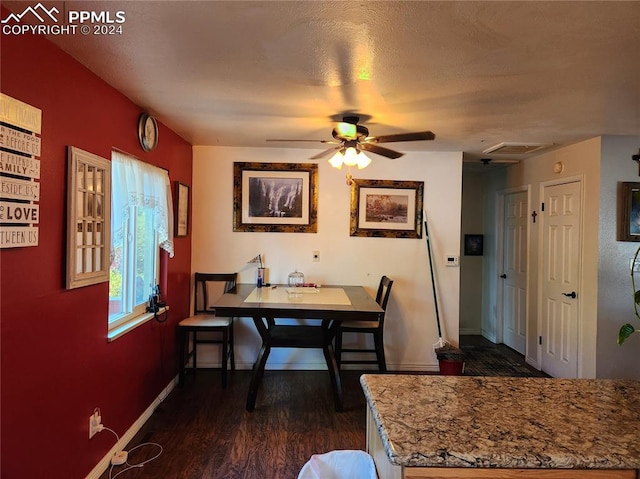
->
[288,270,304,287]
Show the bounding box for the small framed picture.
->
[618,182,640,242]
[175,182,189,237]
[464,234,484,256]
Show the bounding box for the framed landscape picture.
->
[233,162,318,233]
[619,182,640,242]
[350,179,424,238]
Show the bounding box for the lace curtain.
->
[111,151,174,257]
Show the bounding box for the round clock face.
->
[138,113,158,151]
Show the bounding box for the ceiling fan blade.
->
[359,143,404,159]
[309,146,341,160]
[266,139,336,143]
[371,131,436,143]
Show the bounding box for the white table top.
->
[243,286,351,305]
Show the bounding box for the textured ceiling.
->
[5,1,640,164]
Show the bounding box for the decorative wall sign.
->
[0,93,42,133]
[0,226,38,248]
[233,162,318,233]
[0,124,41,156]
[618,182,640,242]
[0,151,40,178]
[350,179,424,238]
[0,201,39,224]
[0,94,41,249]
[0,176,40,201]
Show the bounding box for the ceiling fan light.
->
[356,152,372,169]
[343,146,359,166]
[328,151,344,169]
[336,122,357,139]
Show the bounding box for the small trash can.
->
[438,358,465,375]
[434,344,465,376]
[297,450,377,479]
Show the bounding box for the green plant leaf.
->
[618,324,637,345]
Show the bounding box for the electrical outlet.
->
[89,409,102,439]
[312,250,320,262]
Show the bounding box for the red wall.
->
[1,15,193,478]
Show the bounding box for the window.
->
[109,151,174,333]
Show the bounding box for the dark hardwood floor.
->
[99,370,368,479]
[98,336,543,479]
[460,335,548,377]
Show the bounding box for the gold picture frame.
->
[618,182,640,242]
[233,162,318,233]
[350,179,424,238]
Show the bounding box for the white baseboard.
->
[526,356,542,370]
[85,376,178,479]
[459,328,483,336]
[481,331,497,343]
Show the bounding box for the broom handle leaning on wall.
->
[424,217,443,338]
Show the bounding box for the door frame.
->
[495,185,530,348]
[537,174,585,377]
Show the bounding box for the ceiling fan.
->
[266,115,436,162]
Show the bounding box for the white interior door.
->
[500,190,528,354]
[540,181,582,378]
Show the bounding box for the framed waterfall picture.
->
[232,162,318,233]
[350,179,424,238]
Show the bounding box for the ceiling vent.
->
[482,142,550,155]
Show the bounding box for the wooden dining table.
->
[210,283,384,412]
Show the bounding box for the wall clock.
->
[138,113,158,152]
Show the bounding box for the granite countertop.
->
[361,374,640,470]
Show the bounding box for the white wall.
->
[596,136,640,379]
[459,171,485,335]
[191,146,462,371]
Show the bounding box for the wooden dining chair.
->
[334,275,393,372]
[178,272,237,387]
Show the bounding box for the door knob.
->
[562,291,577,299]
[499,274,507,279]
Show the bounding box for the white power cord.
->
[97,426,163,479]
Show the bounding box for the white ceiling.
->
[6,1,640,165]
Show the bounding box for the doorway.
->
[539,179,582,378]
[497,188,529,355]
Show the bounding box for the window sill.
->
[108,306,169,342]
